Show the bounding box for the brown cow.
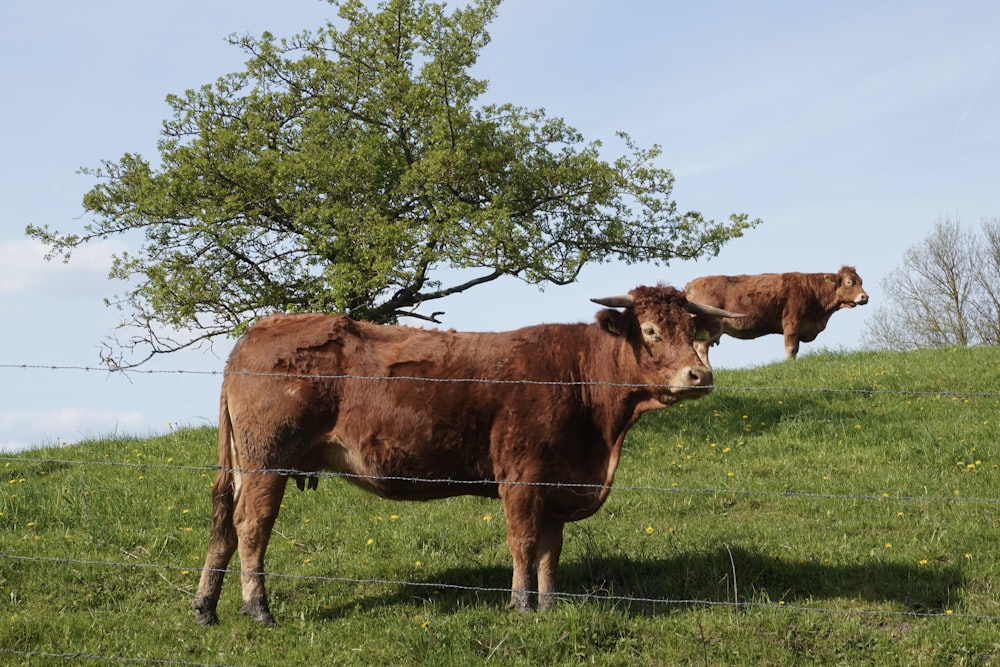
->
[192,285,740,626]
[684,265,869,362]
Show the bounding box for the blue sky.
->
[1,1,997,450]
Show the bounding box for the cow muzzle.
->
[844,292,869,308]
[662,364,714,402]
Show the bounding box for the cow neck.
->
[576,324,649,441]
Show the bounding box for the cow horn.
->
[685,300,745,318]
[590,295,634,308]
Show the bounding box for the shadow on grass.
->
[308,545,964,620]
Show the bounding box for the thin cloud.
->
[0,407,147,452]
[0,237,128,297]
[955,53,998,133]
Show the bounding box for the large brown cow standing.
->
[192,285,739,626]
[684,265,869,362]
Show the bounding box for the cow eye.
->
[641,324,661,341]
[845,279,854,286]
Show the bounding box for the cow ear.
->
[596,309,626,336]
[825,274,839,285]
[692,313,722,342]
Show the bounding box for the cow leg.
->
[536,514,565,611]
[784,332,800,360]
[192,470,239,626]
[233,470,288,626]
[502,487,543,612]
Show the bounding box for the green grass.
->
[3,345,1000,665]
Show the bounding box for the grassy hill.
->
[3,346,1000,665]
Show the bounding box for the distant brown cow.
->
[192,285,740,626]
[684,266,868,361]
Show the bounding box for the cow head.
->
[831,266,869,309]
[591,285,740,405]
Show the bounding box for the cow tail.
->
[211,391,237,541]
[192,392,240,625]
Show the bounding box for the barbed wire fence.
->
[2,362,1000,664]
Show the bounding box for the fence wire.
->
[0,552,992,622]
[3,361,1000,398]
[3,455,1000,507]
[0,647,243,667]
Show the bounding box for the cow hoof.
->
[192,598,219,626]
[194,609,219,626]
[240,597,277,626]
[506,595,533,613]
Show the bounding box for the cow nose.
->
[666,364,715,399]
[686,365,713,387]
[857,293,869,305]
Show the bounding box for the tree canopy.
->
[28,0,758,366]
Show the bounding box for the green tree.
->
[863,216,1000,351]
[28,0,758,366]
